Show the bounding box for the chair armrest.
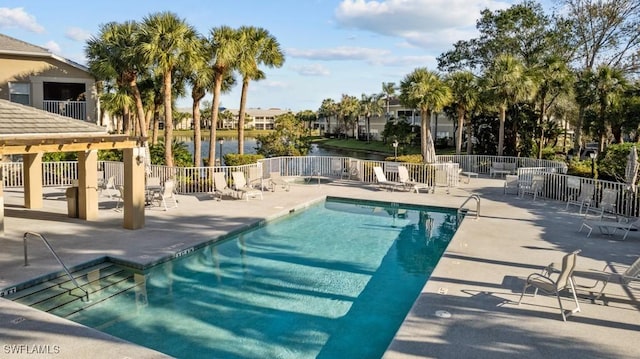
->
[526,272,554,284]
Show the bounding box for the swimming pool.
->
[46,198,460,358]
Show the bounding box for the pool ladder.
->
[23,232,90,302]
[459,194,480,219]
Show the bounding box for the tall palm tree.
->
[531,55,573,158]
[338,94,360,138]
[206,26,240,166]
[318,98,338,135]
[382,82,396,120]
[140,12,199,167]
[236,26,285,154]
[186,36,213,167]
[86,21,148,139]
[360,93,384,142]
[447,71,478,155]
[593,65,628,150]
[399,68,452,163]
[482,54,535,156]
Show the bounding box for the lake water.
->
[177,136,386,165]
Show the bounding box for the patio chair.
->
[519,174,544,200]
[504,175,519,195]
[373,166,405,192]
[213,172,235,200]
[518,250,581,321]
[585,188,618,220]
[154,179,178,211]
[114,185,125,211]
[268,171,290,192]
[565,180,594,214]
[232,171,263,201]
[331,159,349,180]
[398,165,429,193]
[545,256,640,300]
[99,175,117,198]
[579,216,640,240]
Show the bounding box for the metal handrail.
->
[23,232,89,302]
[459,194,481,219]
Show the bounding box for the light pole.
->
[393,140,399,161]
[218,138,224,166]
[590,151,596,178]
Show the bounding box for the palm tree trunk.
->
[422,109,436,163]
[208,78,223,167]
[498,106,506,156]
[466,118,473,154]
[129,81,148,139]
[456,106,464,155]
[237,78,249,154]
[192,100,202,167]
[163,73,174,167]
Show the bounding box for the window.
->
[9,82,30,105]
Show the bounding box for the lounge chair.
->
[398,165,429,193]
[154,179,178,211]
[585,188,618,220]
[518,250,581,321]
[213,172,235,200]
[372,166,405,192]
[232,171,263,200]
[504,175,519,195]
[268,171,290,192]
[579,216,640,240]
[99,175,117,198]
[565,179,594,214]
[545,256,640,300]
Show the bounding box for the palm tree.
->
[140,12,199,167]
[318,98,338,135]
[447,71,478,155]
[382,82,396,120]
[206,26,240,166]
[186,36,213,167]
[593,65,628,150]
[360,93,384,142]
[531,55,573,158]
[235,26,285,154]
[399,68,452,163]
[338,94,360,138]
[86,21,148,139]
[482,54,535,156]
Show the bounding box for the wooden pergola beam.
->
[0,136,141,154]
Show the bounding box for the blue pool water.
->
[66,198,460,358]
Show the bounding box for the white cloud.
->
[65,27,92,42]
[334,0,510,49]
[292,64,331,76]
[0,7,44,33]
[287,46,390,61]
[43,40,61,54]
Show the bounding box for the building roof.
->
[0,33,90,72]
[0,99,106,138]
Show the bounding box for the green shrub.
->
[566,159,596,178]
[598,143,634,182]
[223,153,264,166]
[383,154,423,163]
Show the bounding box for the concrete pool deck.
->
[0,176,638,358]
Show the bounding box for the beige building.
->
[0,33,98,124]
[179,107,291,130]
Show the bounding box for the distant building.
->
[176,107,291,130]
[0,33,99,125]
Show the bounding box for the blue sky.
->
[0,0,553,112]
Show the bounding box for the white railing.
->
[42,100,87,121]
[3,154,638,216]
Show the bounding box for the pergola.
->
[0,99,146,234]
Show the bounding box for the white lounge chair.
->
[232,171,263,200]
[398,165,429,193]
[518,250,581,321]
[268,171,290,192]
[585,188,618,220]
[565,179,594,214]
[154,179,178,211]
[372,166,405,192]
[579,216,640,240]
[213,172,235,200]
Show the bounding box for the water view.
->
[177,136,386,165]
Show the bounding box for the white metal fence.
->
[2,154,638,217]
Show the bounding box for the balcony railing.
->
[42,100,86,121]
